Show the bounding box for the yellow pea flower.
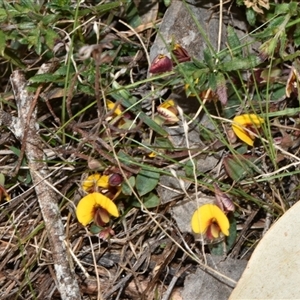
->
[191,204,229,239]
[232,114,264,146]
[82,173,110,192]
[76,192,119,226]
[157,99,179,124]
[106,100,123,116]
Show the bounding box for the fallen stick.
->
[2,69,81,300]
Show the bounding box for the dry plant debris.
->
[1,0,300,299]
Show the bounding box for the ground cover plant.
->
[1,0,300,299]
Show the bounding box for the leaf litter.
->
[1,0,300,299]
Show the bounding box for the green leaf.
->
[9,146,32,184]
[184,159,196,177]
[41,14,59,25]
[9,146,27,163]
[154,137,174,149]
[79,1,124,16]
[18,22,36,30]
[90,224,102,234]
[0,30,6,56]
[293,25,300,47]
[227,26,242,57]
[54,65,73,76]
[131,192,160,208]
[185,60,206,72]
[117,150,135,166]
[50,0,70,8]
[164,0,171,7]
[77,84,94,96]
[0,8,7,22]
[223,155,260,182]
[252,16,286,39]
[126,1,142,28]
[207,73,217,90]
[220,55,261,72]
[246,8,256,27]
[27,28,42,54]
[29,73,62,83]
[288,2,298,15]
[0,173,5,186]
[2,48,26,68]
[136,169,160,196]
[203,48,214,70]
[194,69,209,87]
[275,3,289,14]
[44,28,59,49]
[143,192,160,208]
[20,0,38,11]
[122,176,135,196]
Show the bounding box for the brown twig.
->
[12,59,60,177]
[229,209,259,259]
[12,85,42,177]
[8,70,81,300]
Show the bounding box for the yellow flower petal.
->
[82,174,110,191]
[94,192,119,218]
[232,114,264,146]
[232,124,254,146]
[106,100,122,116]
[96,175,110,188]
[159,99,175,109]
[76,193,97,226]
[234,114,264,126]
[76,192,119,226]
[191,204,229,236]
[82,174,101,191]
[148,152,157,158]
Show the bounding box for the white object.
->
[230,200,300,299]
